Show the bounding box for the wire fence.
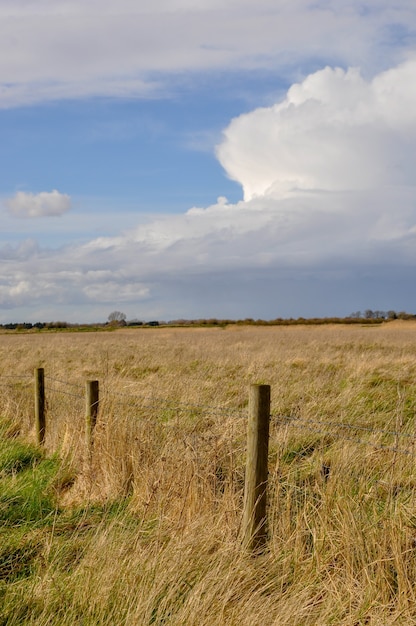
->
[3,369,416,552]
[2,371,415,458]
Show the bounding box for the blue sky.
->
[1,1,416,322]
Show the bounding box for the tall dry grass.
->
[1,322,416,624]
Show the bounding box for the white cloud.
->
[82,281,149,303]
[0,1,415,107]
[5,190,72,218]
[217,60,416,200]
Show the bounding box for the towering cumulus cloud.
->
[217,60,416,201]
[129,59,416,264]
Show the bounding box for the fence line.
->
[2,371,414,452]
[2,371,414,448]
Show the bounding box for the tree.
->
[108,311,127,324]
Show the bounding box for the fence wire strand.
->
[274,416,415,456]
[0,381,32,389]
[45,386,84,400]
[100,392,246,424]
[273,414,416,441]
[45,376,85,390]
[106,387,245,416]
[0,374,33,380]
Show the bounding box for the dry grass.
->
[1,322,416,624]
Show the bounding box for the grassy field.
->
[1,322,416,624]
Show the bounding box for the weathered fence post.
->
[242,384,271,552]
[85,380,99,452]
[34,367,46,446]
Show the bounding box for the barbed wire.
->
[274,417,415,456]
[106,404,246,424]
[44,386,84,400]
[0,381,32,389]
[0,374,33,379]
[105,387,246,417]
[44,376,84,390]
[272,414,416,441]
[101,404,246,428]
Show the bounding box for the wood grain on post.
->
[34,367,46,446]
[85,380,99,451]
[242,384,271,552]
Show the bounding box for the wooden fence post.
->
[34,367,46,446]
[85,380,99,452]
[242,384,271,552]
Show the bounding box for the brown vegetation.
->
[2,323,416,624]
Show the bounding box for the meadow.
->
[1,322,416,624]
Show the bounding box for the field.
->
[1,322,416,624]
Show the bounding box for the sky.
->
[1,1,416,323]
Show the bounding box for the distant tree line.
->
[166,310,416,326]
[1,321,73,330]
[1,310,415,331]
[0,319,160,331]
[348,310,415,320]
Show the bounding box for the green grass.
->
[0,431,59,528]
[0,423,137,624]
